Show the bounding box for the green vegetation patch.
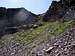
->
[14,20,74,44]
[14,22,50,44]
[48,20,74,35]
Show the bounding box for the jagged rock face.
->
[0,7,8,35]
[43,1,65,21]
[0,7,38,36]
[61,0,75,6]
[7,8,38,26]
[43,0,75,21]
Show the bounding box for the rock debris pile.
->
[33,28,75,56]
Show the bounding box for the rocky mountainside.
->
[0,7,41,36]
[0,21,74,56]
[0,0,75,56]
[43,0,75,21]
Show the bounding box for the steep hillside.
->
[0,7,41,36]
[0,0,75,56]
[31,22,75,56]
[43,0,75,21]
[0,20,74,56]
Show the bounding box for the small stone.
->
[30,28,33,31]
[37,54,43,56]
[11,36,14,39]
[47,44,50,46]
[45,47,53,53]
[54,43,59,46]
[71,42,75,47]
[64,48,67,51]
[33,24,38,28]
[10,52,15,55]
[56,53,60,56]
[55,49,59,53]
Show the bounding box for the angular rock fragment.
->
[45,47,53,53]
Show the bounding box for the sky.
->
[0,0,59,14]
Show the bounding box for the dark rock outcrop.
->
[0,7,8,36]
[61,0,75,6]
[6,8,38,27]
[43,0,75,21]
[0,7,39,36]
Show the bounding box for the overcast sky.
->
[0,0,56,14]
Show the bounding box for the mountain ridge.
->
[43,0,75,21]
[0,7,41,36]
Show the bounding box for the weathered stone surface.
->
[0,7,40,36]
[43,0,75,21]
